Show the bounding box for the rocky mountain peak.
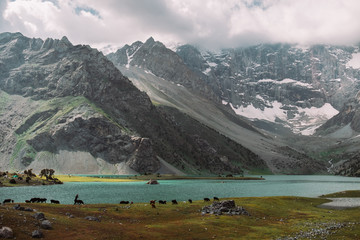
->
[107,38,220,102]
[144,36,155,45]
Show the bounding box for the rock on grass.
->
[0,226,13,239]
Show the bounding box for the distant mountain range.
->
[1,32,360,176]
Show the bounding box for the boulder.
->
[84,216,100,222]
[0,227,13,239]
[201,200,250,216]
[31,230,43,238]
[41,220,52,229]
[33,212,45,220]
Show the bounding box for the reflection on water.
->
[2,175,360,204]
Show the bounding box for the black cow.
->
[159,200,167,204]
[204,198,210,202]
[171,199,178,205]
[38,198,47,203]
[50,199,60,204]
[188,199,193,203]
[213,197,219,201]
[120,201,130,204]
[3,199,14,204]
[74,199,84,205]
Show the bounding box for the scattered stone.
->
[276,221,358,240]
[65,212,74,218]
[13,204,34,212]
[41,219,52,229]
[201,200,250,216]
[0,226,13,239]
[85,216,100,222]
[33,212,45,220]
[31,229,43,238]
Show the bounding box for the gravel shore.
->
[318,198,360,209]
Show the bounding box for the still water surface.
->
[2,175,360,204]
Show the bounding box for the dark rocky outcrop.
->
[201,200,250,216]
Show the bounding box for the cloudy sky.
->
[1,0,360,52]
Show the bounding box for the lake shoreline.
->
[1,174,265,187]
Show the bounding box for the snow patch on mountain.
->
[347,53,360,69]
[223,100,338,135]
[226,100,287,122]
[258,78,313,88]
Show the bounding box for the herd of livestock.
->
[2,196,221,206]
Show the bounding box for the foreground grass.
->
[1,195,360,239]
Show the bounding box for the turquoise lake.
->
[2,175,360,204]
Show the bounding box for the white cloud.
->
[1,0,360,51]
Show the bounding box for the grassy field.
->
[56,175,141,183]
[1,192,360,239]
[319,190,360,198]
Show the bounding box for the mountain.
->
[0,32,262,175]
[107,38,328,174]
[176,44,360,135]
[313,92,360,176]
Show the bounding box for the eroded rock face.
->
[126,137,160,173]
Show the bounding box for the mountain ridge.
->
[0,32,264,175]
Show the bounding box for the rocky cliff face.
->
[107,37,220,102]
[0,32,251,175]
[315,93,360,137]
[176,44,360,135]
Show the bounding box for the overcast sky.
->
[1,0,360,53]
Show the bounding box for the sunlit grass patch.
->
[320,190,360,198]
[56,175,141,182]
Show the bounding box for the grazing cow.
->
[3,199,14,204]
[120,201,130,204]
[151,202,156,208]
[149,200,156,205]
[50,199,60,204]
[204,198,210,202]
[188,199,193,203]
[30,198,39,203]
[158,200,167,204]
[171,199,178,205]
[38,198,47,203]
[74,194,84,205]
[25,200,31,203]
[214,197,219,201]
[74,199,84,205]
